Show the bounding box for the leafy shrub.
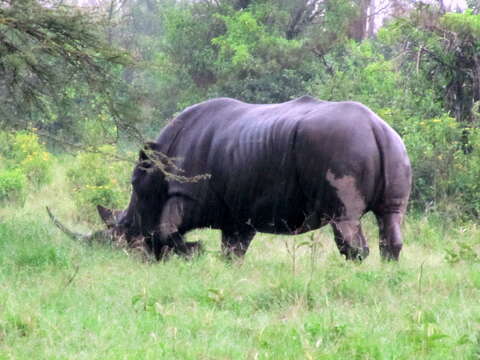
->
[0,131,53,187]
[312,41,401,111]
[453,130,480,217]
[386,112,480,218]
[11,132,54,186]
[0,168,27,204]
[445,241,479,265]
[66,145,131,222]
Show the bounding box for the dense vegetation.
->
[1,0,479,358]
[1,0,479,217]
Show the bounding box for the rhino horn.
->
[46,206,115,246]
[46,206,90,241]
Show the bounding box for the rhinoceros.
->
[111,96,411,261]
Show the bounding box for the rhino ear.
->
[139,141,160,161]
[97,205,116,228]
[112,209,124,222]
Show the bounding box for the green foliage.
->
[466,0,480,14]
[136,0,345,118]
[0,131,53,205]
[445,241,480,265]
[0,169,27,204]
[213,11,267,67]
[41,80,136,146]
[66,146,131,222]
[0,0,132,137]
[0,217,71,276]
[8,132,53,186]
[3,2,480,356]
[210,7,311,103]
[442,10,480,39]
[386,113,480,217]
[451,129,480,216]
[313,41,400,110]
[403,116,462,207]
[376,7,480,124]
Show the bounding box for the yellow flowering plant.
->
[0,131,53,202]
[9,131,54,186]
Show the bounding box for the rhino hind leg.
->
[375,212,404,261]
[324,169,370,261]
[331,220,369,261]
[221,226,256,260]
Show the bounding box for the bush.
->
[0,168,27,204]
[386,112,480,218]
[312,41,400,111]
[11,132,53,186]
[66,145,131,222]
[451,129,480,217]
[0,131,54,187]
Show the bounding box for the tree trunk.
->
[348,0,371,41]
[367,0,376,38]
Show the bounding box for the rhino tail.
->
[372,120,412,214]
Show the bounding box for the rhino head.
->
[46,205,203,261]
[46,206,152,260]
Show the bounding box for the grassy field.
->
[1,168,479,359]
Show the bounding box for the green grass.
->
[1,164,479,359]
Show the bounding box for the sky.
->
[430,0,468,11]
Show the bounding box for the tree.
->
[0,0,138,144]
[467,0,479,14]
[379,4,480,124]
[348,0,371,41]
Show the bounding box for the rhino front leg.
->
[221,225,256,260]
[153,196,195,261]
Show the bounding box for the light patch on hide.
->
[326,169,365,219]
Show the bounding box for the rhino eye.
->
[139,159,153,170]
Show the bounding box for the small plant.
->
[1,313,37,339]
[445,241,480,265]
[402,309,450,353]
[0,131,54,188]
[131,288,164,319]
[9,131,54,186]
[282,232,321,277]
[0,168,27,204]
